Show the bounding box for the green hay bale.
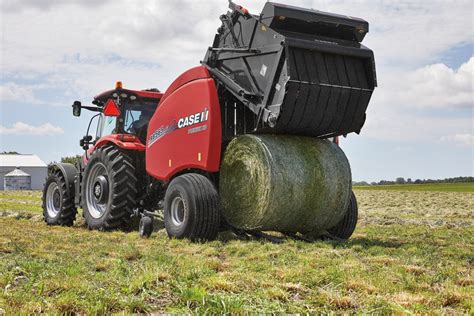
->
[219,134,352,233]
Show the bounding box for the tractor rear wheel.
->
[82,146,137,230]
[42,170,77,226]
[327,191,358,240]
[164,173,220,241]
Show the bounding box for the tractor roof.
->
[93,88,163,105]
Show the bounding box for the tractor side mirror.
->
[72,101,82,117]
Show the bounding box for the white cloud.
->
[0,0,472,146]
[440,134,474,148]
[0,122,64,136]
[361,57,473,143]
[0,0,110,13]
[0,83,37,103]
[1,0,472,100]
[376,57,474,110]
[312,0,474,67]
[0,82,65,106]
[362,112,473,143]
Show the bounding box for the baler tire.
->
[42,170,77,226]
[82,146,137,230]
[327,191,358,240]
[164,173,220,241]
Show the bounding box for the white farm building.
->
[0,154,48,190]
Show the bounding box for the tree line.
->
[353,176,474,186]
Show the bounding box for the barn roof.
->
[0,154,47,168]
[5,168,31,177]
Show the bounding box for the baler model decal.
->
[188,124,208,134]
[148,121,178,147]
[148,108,209,147]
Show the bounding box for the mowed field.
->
[0,185,473,314]
[354,183,474,193]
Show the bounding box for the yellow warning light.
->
[115,81,123,89]
[168,159,172,167]
[198,152,202,161]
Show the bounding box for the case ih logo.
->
[148,108,209,148]
[177,108,209,129]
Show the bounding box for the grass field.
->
[354,182,474,192]
[0,187,473,314]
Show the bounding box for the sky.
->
[0,0,473,182]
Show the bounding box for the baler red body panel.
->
[145,66,222,181]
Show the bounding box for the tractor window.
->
[102,115,117,137]
[95,115,103,140]
[122,100,157,142]
[124,110,142,133]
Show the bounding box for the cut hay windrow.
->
[219,134,352,233]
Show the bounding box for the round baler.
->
[42,1,375,241]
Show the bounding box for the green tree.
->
[1,151,20,154]
[61,155,82,166]
[395,177,406,185]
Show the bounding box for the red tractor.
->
[42,2,376,241]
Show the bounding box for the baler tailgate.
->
[277,46,374,136]
[203,1,377,138]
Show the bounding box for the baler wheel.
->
[164,173,220,241]
[42,170,77,226]
[82,146,137,230]
[327,191,358,240]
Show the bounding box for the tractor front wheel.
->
[82,146,137,230]
[42,170,77,226]
[164,173,220,241]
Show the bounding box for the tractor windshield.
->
[122,100,157,142]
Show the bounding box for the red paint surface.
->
[146,66,222,181]
[83,134,146,165]
[160,66,211,103]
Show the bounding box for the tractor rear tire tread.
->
[327,191,358,240]
[42,169,77,226]
[82,146,137,230]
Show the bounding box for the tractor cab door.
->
[100,115,118,138]
[121,99,158,143]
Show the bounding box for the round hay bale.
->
[219,134,352,233]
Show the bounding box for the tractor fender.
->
[93,135,146,152]
[83,135,146,164]
[48,163,78,195]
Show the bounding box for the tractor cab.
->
[72,82,162,150]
